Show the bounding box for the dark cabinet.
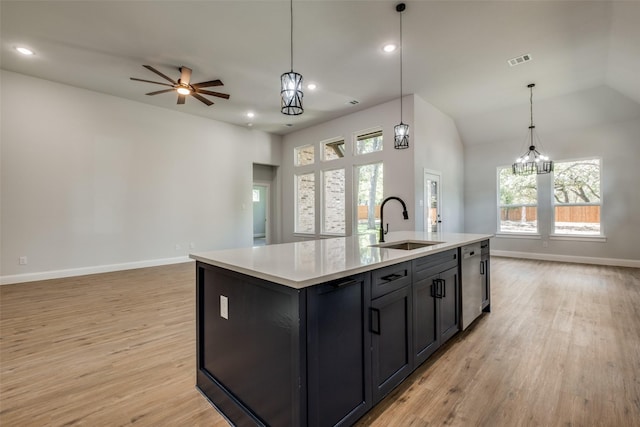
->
[370,285,413,403]
[480,240,491,312]
[412,250,460,366]
[307,274,372,427]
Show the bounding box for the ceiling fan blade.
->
[196,89,230,99]
[130,77,174,87]
[179,66,192,86]
[146,89,175,96]
[143,65,177,84]
[192,79,223,88]
[177,94,186,105]
[192,93,214,106]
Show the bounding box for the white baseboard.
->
[0,256,193,285]
[491,250,640,268]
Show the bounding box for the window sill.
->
[549,234,607,243]
[495,233,541,240]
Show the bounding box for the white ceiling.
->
[2,1,639,144]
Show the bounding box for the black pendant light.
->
[394,3,409,149]
[281,0,303,115]
[512,83,553,174]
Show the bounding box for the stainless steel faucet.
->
[379,196,409,242]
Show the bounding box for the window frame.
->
[496,166,540,236]
[550,156,604,239]
[294,171,316,235]
[354,161,384,237]
[321,167,346,236]
[354,128,383,156]
[321,137,346,162]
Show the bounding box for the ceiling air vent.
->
[507,54,532,67]
[347,100,359,105]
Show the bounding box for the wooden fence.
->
[501,206,600,223]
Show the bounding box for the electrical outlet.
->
[19,256,28,265]
[175,244,182,251]
[220,295,229,319]
[189,242,195,249]
[542,240,549,248]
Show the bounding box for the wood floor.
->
[1,258,639,426]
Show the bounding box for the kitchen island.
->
[190,231,492,427]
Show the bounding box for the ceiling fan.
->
[130,65,230,106]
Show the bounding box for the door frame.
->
[423,169,442,233]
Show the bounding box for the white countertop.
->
[189,231,493,289]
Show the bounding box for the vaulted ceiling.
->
[2,1,639,145]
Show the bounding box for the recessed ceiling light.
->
[307,83,317,90]
[383,44,397,53]
[247,111,255,118]
[15,46,34,56]
[247,123,253,127]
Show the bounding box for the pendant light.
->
[512,83,553,174]
[394,3,409,149]
[280,0,303,115]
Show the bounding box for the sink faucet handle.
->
[384,223,389,235]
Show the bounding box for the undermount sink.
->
[370,240,443,250]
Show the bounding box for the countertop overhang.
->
[189,231,493,289]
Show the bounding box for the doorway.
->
[253,184,269,246]
[253,163,278,246]
[424,170,441,233]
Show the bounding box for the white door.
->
[424,170,441,233]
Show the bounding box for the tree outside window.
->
[498,167,538,233]
[553,159,601,235]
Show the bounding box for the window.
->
[295,173,315,233]
[355,130,383,155]
[498,167,537,233]
[294,145,314,166]
[322,139,345,161]
[355,162,383,236]
[322,168,345,234]
[553,158,601,235]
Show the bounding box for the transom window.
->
[355,130,383,155]
[294,145,314,166]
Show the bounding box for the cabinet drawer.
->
[371,262,411,298]
[413,249,458,281]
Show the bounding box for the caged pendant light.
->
[394,3,409,149]
[512,83,553,175]
[280,0,303,115]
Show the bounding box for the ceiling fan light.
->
[177,87,191,95]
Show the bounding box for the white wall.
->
[413,95,465,233]
[280,95,464,242]
[0,71,281,283]
[464,116,640,264]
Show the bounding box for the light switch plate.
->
[220,295,229,319]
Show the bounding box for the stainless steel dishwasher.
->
[461,243,483,330]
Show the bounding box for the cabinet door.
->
[439,266,460,344]
[307,275,372,427]
[370,286,413,403]
[413,273,439,366]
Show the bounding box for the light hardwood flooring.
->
[1,258,639,426]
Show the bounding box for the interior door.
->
[424,170,441,233]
